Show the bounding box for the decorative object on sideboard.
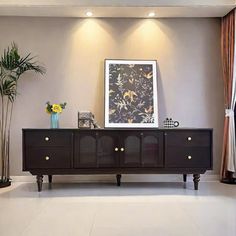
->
[51,113,59,129]
[46,102,66,128]
[91,116,101,129]
[78,111,101,129]
[0,43,45,188]
[104,59,158,128]
[78,111,93,129]
[163,118,179,128]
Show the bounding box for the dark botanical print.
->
[109,63,155,124]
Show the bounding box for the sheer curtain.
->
[221,9,236,182]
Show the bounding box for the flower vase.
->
[51,113,59,128]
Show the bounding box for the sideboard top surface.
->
[22,128,213,131]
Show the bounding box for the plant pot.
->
[221,178,236,185]
[0,179,11,188]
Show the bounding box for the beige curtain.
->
[220,9,236,181]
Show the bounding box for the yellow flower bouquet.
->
[46,102,66,128]
[46,102,67,114]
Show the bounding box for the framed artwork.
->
[104,59,158,128]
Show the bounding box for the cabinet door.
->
[120,132,141,167]
[141,132,163,167]
[97,133,119,168]
[74,133,97,168]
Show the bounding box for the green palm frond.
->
[16,61,45,76]
[2,79,16,94]
[0,42,45,103]
[0,78,17,101]
[0,42,45,79]
[0,43,20,71]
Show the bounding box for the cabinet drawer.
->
[24,131,72,147]
[165,131,211,147]
[165,147,211,168]
[25,147,71,169]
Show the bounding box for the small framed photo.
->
[104,59,158,128]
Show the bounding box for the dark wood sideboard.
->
[22,128,213,192]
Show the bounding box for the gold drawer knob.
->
[45,137,50,141]
[45,156,50,161]
[120,148,124,152]
[187,155,192,160]
[115,147,119,152]
[187,137,192,141]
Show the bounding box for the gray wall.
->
[0,17,224,176]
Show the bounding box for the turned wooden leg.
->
[48,175,52,183]
[183,174,187,182]
[193,174,200,190]
[116,174,121,186]
[36,175,43,192]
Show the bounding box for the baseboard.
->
[11,173,220,183]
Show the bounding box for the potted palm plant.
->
[0,43,45,187]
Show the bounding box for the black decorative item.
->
[78,111,101,129]
[78,111,94,129]
[163,118,179,128]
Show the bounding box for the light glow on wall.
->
[148,12,156,17]
[86,11,93,17]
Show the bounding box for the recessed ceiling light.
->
[148,12,155,17]
[86,11,93,17]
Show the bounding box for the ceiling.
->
[0,0,235,18]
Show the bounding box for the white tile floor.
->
[0,181,236,236]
